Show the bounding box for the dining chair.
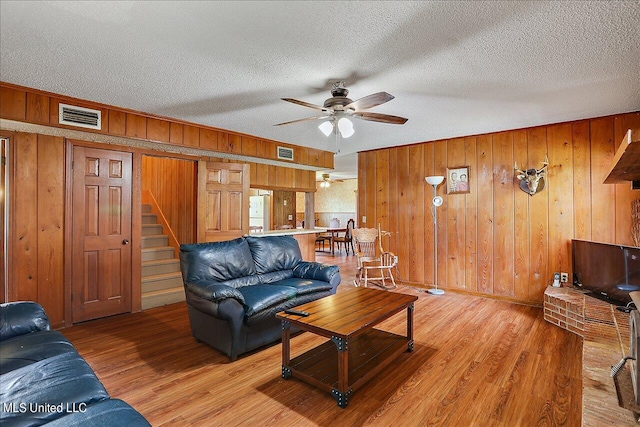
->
[315,234,327,251]
[333,218,354,254]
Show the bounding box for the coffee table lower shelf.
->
[282,328,412,408]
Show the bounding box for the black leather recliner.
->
[180,235,341,361]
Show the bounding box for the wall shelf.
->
[605,128,640,183]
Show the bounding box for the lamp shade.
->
[425,176,445,186]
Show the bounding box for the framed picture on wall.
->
[446,166,470,194]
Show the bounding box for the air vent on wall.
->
[59,103,102,130]
[277,146,294,161]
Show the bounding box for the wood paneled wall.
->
[358,112,640,304]
[0,82,334,170]
[6,133,311,327]
[142,156,197,245]
[0,82,330,327]
[7,132,65,326]
[272,190,296,229]
[248,162,316,192]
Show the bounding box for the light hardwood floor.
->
[62,252,582,426]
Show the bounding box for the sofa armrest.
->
[0,301,50,342]
[185,281,246,305]
[293,262,340,286]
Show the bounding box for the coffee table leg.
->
[407,303,414,352]
[281,320,292,379]
[331,336,351,408]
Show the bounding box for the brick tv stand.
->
[543,285,636,425]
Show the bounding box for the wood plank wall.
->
[0,82,334,171]
[5,133,317,328]
[7,132,65,326]
[272,190,297,229]
[358,112,640,304]
[141,156,197,245]
[1,81,328,327]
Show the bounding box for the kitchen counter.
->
[249,228,327,261]
[249,227,327,237]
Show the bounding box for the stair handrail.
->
[142,189,181,259]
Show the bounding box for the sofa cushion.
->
[45,399,150,427]
[237,284,297,318]
[0,301,50,341]
[268,278,334,296]
[0,352,109,426]
[0,330,77,374]
[180,238,256,283]
[258,269,294,284]
[246,236,302,274]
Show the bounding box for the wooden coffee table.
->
[276,287,418,408]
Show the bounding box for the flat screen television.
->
[572,239,640,306]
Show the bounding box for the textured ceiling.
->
[1,1,639,179]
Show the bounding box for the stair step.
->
[142,204,152,213]
[142,258,181,276]
[142,213,158,224]
[141,287,185,310]
[142,246,175,261]
[142,271,183,293]
[142,224,163,236]
[142,234,169,248]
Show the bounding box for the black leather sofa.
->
[180,235,341,361]
[0,301,149,427]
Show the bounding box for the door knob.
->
[122,239,129,245]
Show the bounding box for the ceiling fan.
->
[318,173,344,188]
[274,82,408,138]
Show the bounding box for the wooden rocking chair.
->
[352,224,397,289]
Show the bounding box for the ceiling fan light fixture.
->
[338,117,354,138]
[320,173,331,188]
[278,84,406,139]
[318,121,333,137]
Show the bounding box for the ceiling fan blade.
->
[273,115,329,126]
[344,92,394,111]
[281,98,328,111]
[352,112,408,125]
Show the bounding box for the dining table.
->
[318,227,347,256]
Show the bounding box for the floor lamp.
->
[425,176,445,295]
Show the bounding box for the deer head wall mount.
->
[514,156,549,196]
